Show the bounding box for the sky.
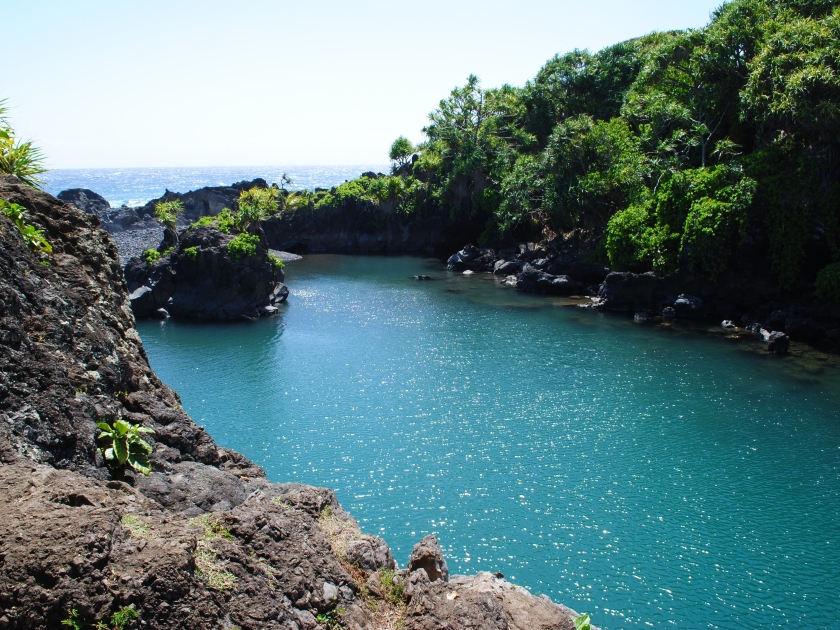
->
[3,0,725,169]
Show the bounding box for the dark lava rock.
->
[124,226,287,320]
[674,294,704,317]
[722,320,737,330]
[596,271,663,312]
[761,329,791,354]
[493,259,522,276]
[414,275,433,281]
[447,244,496,272]
[662,306,676,320]
[57,188,110,219]
[408,534,449,583]
[516,264,582,295]
[343,535,398,572]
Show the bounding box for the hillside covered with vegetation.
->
[314,0,840,300]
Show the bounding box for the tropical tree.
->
[236,186,279,232]
[0,99,48,189]
[389,136,415,170]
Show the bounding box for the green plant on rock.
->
[574,614,592,630]
[191,215,216,228]
[142,248,160,265]
[227,233,260,258]
[62,606,140,630]
[389,135,415,170]
[1,199,52,254]
[154,199,184,231]
[96,417,155,478]
[315,609,345,630]
[217,207,236,233]
[183,246,198,260]
[268,253,285,269]
[188,513,237,590]
[378,568,406,606]
[236,187,279,231]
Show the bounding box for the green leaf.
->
[574,614,591,630]
[113,419,131,436]
[130,438,153,455]
[135,426,156,434]
[103,447,115,461]
[96,422,112,432]
[127,452,152,476]
[113,437,128,464]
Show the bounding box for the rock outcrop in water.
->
[124,225,288,320]
[0,175,591,629]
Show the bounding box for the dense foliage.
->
[1,199,52,255]
[316,0,840,295]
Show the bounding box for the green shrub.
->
[1,199,52,254]
[227,233,260,258]
[268,253,285,269]
[142,248,160,265]
[161,247,175,257]
[154,199,183,230]
[217,208,236,233]
[378,568,406,605]
[236,187,280,231]
[191,215,216,228]
[183,246,198,260]
[96,417,155,478]
[815,262,840,303]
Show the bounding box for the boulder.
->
[761,329,790,354]
[493,260,522,276]
[674,294,703,316]
[596,271,663,312]
[408,534,449,583]
[516,264,581,295]
[343,535,398,572]
[722,320,738,330]
[634,312,650,323]
[662,306,676,320]
[447,244,496,272]
[57,188,110,220]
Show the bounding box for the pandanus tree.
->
[0,99,48,189]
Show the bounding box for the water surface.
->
[137,255,840,629]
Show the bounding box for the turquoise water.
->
[43,165,388,208]
[137,255,840,629]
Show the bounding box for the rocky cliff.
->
[0,174,589,629]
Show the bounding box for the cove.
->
[137,254,840,629]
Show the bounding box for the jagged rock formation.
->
[124,225,288,320]
[0,175,590,629]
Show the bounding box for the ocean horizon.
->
[42,165,389,208]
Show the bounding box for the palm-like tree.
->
[0,99,48,189]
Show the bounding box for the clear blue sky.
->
[4,1,724,168]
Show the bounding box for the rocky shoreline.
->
[0,176,594,629]
[445,243,840,356]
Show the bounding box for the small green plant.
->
[61,609,82,630]
[183,246,198,260]
[378,568,405,605]
[574,614,592,630]
[142,248,160,265]
[161,246,175,257]
[227,233,260,258]
[96,417,155,478]
[62,606,140,630]
[191,215,216,228]
[121,514,154,540]
[1,199,52,254]
[217,208,236,233]
[315,609,345,629]
[188,514,237,590]
[0,98,48,188]
[268,253,285,269]
[154,199,183,231]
